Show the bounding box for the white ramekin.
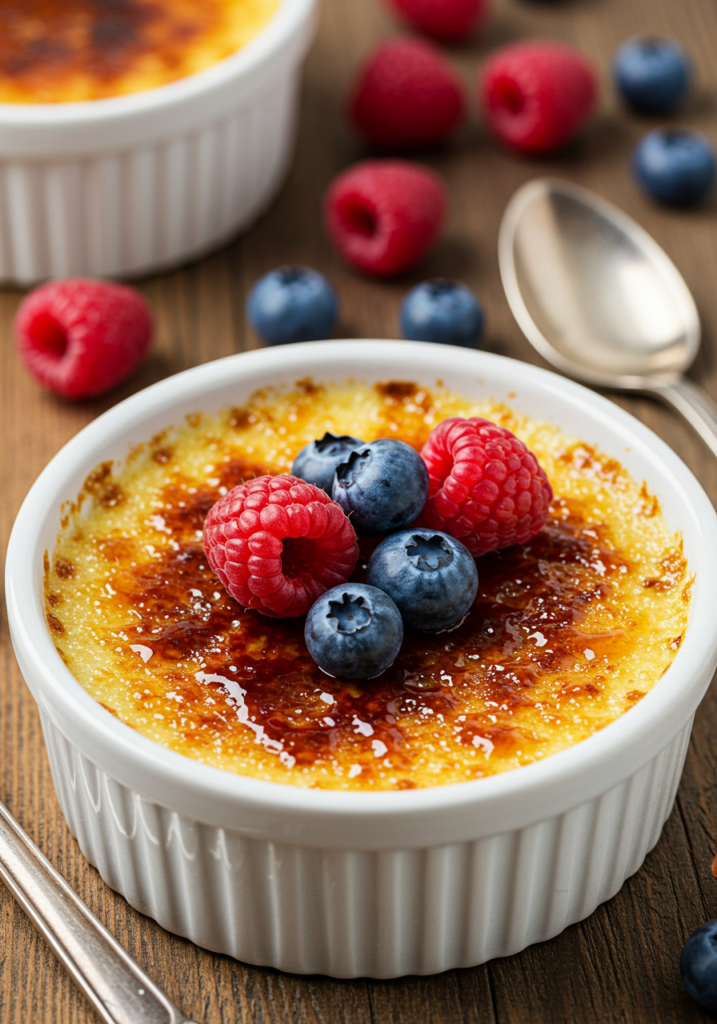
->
[0,0,316,285]
[7,341,717,978]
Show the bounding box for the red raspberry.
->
[15,278,153,400]
[480,41,597,155]
[420,417,553,557]
[386,0,489,42]
[349,38,465,147]
[203,475,359,618]
[324,160,447,277]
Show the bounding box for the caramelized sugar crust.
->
[46,381,691,790]
[0,0,278,102]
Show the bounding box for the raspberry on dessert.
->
[480,41,597,155]
[203,475,359,618]
[15,277,153,400]
[324,160,447,277]
[386,0,489,42]
[349,38,465,147]
[420,417,552,557]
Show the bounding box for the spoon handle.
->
[0,800,198,1024]
[648,379,717,461]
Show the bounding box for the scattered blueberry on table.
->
[246,266,338,345]
[633,127,716,205]
[304,583,404,679]
[400,279,484,347]
[614,36,690,114]
[332,438,430,536]
[681,920,717,1013]
[291,432,365,494]
[366,528,478,631]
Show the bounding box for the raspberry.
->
[386,0,489,42]
[349,38,465,147]
[324,160,447,277]
[480,41,597,155]
[203,475,359,618]
[420,417,553,557]
[15,278,153,400]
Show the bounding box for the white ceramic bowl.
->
[0,0,316,284]
[7,341,717,978]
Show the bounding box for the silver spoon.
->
[498,177,717,458]
[0,798,200,1024]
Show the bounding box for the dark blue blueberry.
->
[633,128,716,206]
[400,279,485,348]
[614,37,690,115]
[292,432,365,494]
[304,583,403,679]
[680,920,717,1013]
[366,528,478,631]
[332,439,429,537]
[246,266,338,345]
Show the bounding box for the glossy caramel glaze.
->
[0,0,278,103]
[46,381,691,790]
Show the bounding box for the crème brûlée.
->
[0,0,278,103]
[45,380,692,791]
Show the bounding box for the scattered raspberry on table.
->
[386,0,489,42]
[324,159,447,277]
[203,475,359,618]
[480,41,597,155]
[419,417,553,556]
[349,37,465,147]
[15,277,153,400]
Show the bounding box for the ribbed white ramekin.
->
[7,341,717,978]
[0,0,316,284]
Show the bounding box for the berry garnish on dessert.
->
[681,920,717,1013]
[324,160,447,277]
[400,279,484,347]
[15,277,153,400]
[349,38,465,147]
[291,432,365,494]
[332,438,430,536]
[367,528,478,631]
[246,266,338,345]
[480,41,597,155]
[304,583,403,679]
[633,128,716,206]
[203,474,359,617]
[614,36,690,115]
[385,0,489,42]
[420,417,552,556]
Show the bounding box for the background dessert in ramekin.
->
[0,0,316,284]
[7,340,717,977]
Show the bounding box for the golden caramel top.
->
[0,0,278,103]
[45,380,691,791]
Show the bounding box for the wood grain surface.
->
[3,0,717,1020]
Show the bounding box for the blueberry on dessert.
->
[400,279,484,348]
[614,36,690,115]
[304,583,403,679]
[332,438,429,536]
[633,128,716,206]
[292,432,365,494]
[367,528,478,631]
[246,266,338,345]
[680,920,717,1013]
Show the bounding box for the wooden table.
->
[3,0,717,1019]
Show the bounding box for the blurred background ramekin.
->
[0,0,316,285]
[7,341,717,978]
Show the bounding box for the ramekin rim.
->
[8,340,717,819]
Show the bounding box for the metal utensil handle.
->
[649,378,717,461]
[0,801,197,1024]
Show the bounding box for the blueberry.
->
[614,37,690,115]
[400,279,485,348]
[332,439,429,536]
[292,432,365,494]
[246,266,338,345]
[367,528,478,631]
[304,583,403,679]
[633,128,716,206]
[681,920,717,1013]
